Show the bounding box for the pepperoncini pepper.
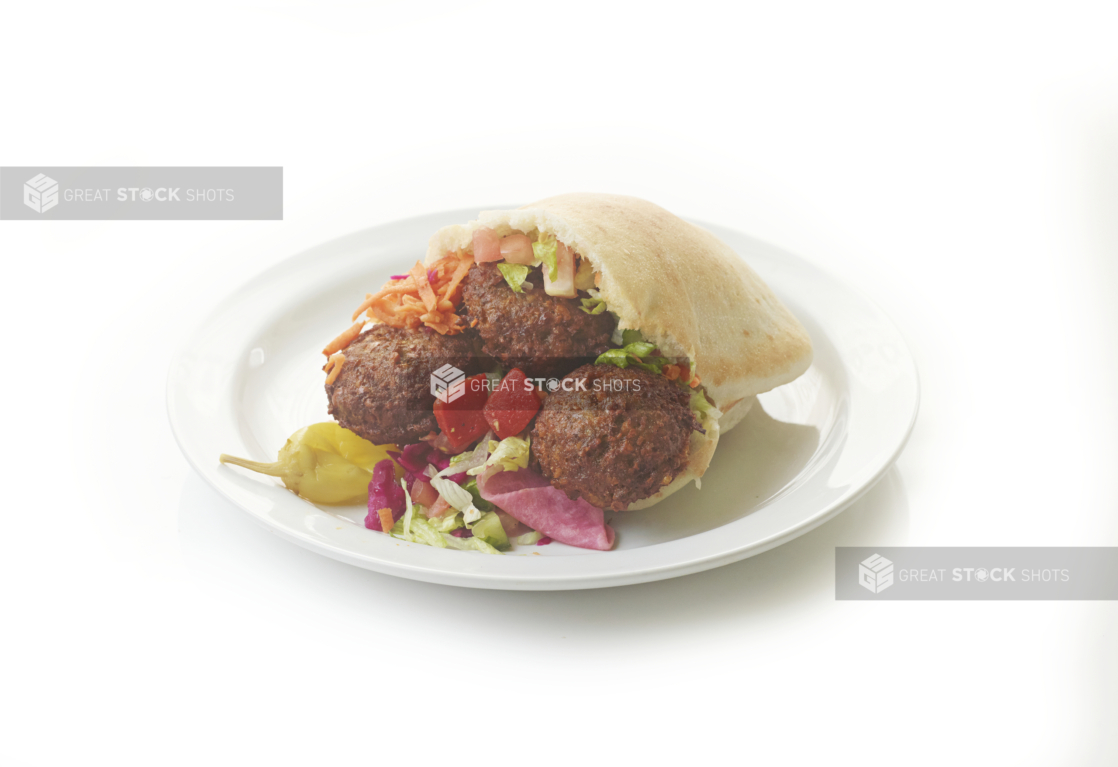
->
[220,422,400,504]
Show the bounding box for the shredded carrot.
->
[351,280,418,321]
[440,252,473,304]
[377,508,394,533]
[324,352,346,385]
[410,261,438,312]
[689,374,701,388]
[323,322,363,356]
[662,364,681,381]
[344,251,474,337]
[365,299,398,325]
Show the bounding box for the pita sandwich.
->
[427,193,813,509]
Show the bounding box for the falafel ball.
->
[326,325,481,445]
[530,364,700,511]
[460,263,615,379]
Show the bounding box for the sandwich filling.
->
[310,227,721,549]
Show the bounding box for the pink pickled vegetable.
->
[426,495,452,519]
[396,443,433,473]
[403,471,418,493]
[476,468,615,550]
[391,443,460,477]
[500,234,535,264]
[411,478,441,508]
[366,459,405,531]
[472,228,502,263]
[428,450,454,473]
[497,510,531,538]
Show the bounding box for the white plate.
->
[167,208,919,590]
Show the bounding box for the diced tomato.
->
[472,228,502,263]
[433,374,490,450]
[500,234,535,264]
[678,360,691,383]
[543,241,577,297]
[483,368,541,439]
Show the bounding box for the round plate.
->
[167,208,919,590]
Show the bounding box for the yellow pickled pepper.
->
[220,422,401,504]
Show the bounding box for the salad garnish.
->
[219,423,398,505]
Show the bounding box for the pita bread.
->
[427,194,811,508]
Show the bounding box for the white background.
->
[2,1,1116,764]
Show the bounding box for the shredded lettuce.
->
[516,530,543,545]
[469,435,531,475]
[391,505,449,548]
[595,329,670,374]
[581,289,608,315]
[465,442,497,474]
[624,340,656,357]
[690,387,723,421]
[390,509,496,550]
[463,477,494,512]
[533,232,558,281]
[412,515,450,547]
[430,476,485,523]
[497,263,530,294]
[621,329,644,346]
[632,356,670,374]
[401,480,415,538]
[441,436,492,478]
[445,535,501,554]
[387,491,504,552]
[430,511,464,533]
[580,296,608,315]
[471,511,510,551]
[595,348,631,369]
[491,436,530,472]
